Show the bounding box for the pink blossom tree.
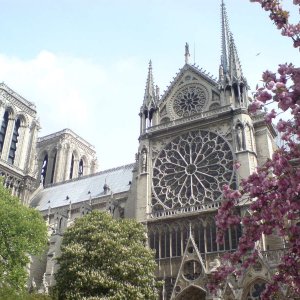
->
[210,1,300,299]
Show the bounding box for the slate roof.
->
[30,163,135,212]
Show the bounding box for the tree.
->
[54,211,160,300]
[0,179,48,291]
[210,1,300,299]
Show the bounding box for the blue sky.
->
[0,0,298,169]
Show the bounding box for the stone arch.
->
[175,285,206,300]
[242,278,268,300]
[209,102,221,110]
[78,155,88,176]
[160,117,170,124]
[5,105,16,118]
[15,112,29,127]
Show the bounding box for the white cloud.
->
[0,51,145,169]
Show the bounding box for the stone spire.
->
[220,0,245,83]
[143,60,157,109]
[140,60,159,134]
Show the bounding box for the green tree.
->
[0,287,52,300]
[54,211,159,300]
[0,179,48,290]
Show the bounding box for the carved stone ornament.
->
[172,84,207,117]
[152,130,234,211]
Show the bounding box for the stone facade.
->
[0,2,290,299]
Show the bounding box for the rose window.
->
[152,130,234,211]
[173,85,207,117]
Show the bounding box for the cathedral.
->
[0,2,287,300]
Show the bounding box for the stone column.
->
[64,146,73,181]
[73,158,79,179]
[53,145,65,183]
[25,122,39,175]
[14,124,28,169]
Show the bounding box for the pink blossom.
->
[265,109,276,122]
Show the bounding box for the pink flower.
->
[265,109,277,122]
[233,161,241,170]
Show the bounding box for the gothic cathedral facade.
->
[0,2,285,300]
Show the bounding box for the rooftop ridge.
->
[44,162,135,189]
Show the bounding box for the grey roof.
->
[31,163,134,212]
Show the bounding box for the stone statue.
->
[141,149,147,173]
[185,42,190,64]
[236,124,244,151]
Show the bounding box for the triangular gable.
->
[159,63,218,105]
[170,230,207,299]
[157,64,222,123]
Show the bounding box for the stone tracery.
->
[152,130,234,211]
[173,85,207,117]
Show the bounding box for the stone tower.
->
[36,128,98,187]
[0,83,39,204]
[131,1,277,299]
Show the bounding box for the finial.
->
[148,59,152,69]
[185,42,190,64]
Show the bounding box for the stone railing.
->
[148,201,222,219]
[147,105,232,134]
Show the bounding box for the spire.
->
[184,42,190,64]
[228,33,243,80]
[220,0,230,74]
[220,0,244,83]
[143,60,157,109]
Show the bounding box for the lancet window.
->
[8,118,20,164]
[69,154,74,179]
[79,158,84,177]
[41,154,48,186]
[0,111,9,153]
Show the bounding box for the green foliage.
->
[0,180,48,290]
[0,286,52,300]
[54,211,159,300]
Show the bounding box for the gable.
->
[158,65,220,123]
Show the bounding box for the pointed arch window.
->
[8,118,20,164]
[69,154,74,179]
[41,154,48,186]
[0,111,9,153]
[78,158,83,177]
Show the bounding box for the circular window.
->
[173,85,207,117]
[152,130,234,211]
[183,260,202,281]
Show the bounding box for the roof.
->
[30,163,135,211]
